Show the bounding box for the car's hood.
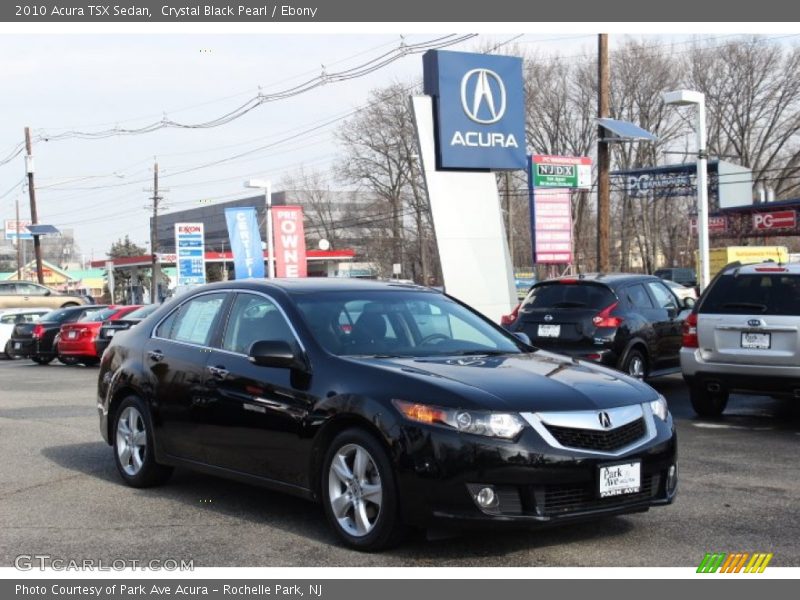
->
[351,351,657,412]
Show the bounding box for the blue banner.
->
[225,207,265,280]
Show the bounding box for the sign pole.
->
[527,155,537,268]
[15,197,22,280]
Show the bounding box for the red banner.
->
[272,206,307,278]
[533,189,573,264]
[753,210,796,231]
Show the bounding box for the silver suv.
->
[680,261,800,416]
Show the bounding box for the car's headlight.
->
[649,395,669,421]
[392,399,525,440]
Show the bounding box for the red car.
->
[57,305,142,365]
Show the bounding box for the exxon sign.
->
[423,50,526,170]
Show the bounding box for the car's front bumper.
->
[393,414,677,529]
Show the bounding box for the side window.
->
[647,282,677,310]
[18,283,47,295]
[222,293,296,354]
[626,284,655,309]
[0,283,17,294]
[156,293,226,346]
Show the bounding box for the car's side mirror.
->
[682,297,696,309]
[248,340,307,372]
[513,332,532,346]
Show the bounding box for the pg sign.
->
[753,210,796,231]
[423,50,526,170]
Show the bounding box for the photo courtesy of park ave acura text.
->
[0,16,798,573]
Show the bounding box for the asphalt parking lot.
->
[1,359,799,567]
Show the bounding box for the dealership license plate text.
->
[599,462,641,497]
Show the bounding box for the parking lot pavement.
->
[1,359,799,567]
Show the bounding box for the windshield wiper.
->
[721,302,768,313]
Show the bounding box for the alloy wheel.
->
[628,355,645,379]
[327,443,383,537]
[116,406,147,476]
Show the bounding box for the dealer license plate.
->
[67,331,77,339]
[599,461,641,498]
[741,332,770,349]
[537,324,561,338]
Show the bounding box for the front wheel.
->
[113,396,173,487]
[689,385,729,418]
[60,302,79,308]
[321,428,404,551]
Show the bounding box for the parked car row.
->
[5,304,152,366]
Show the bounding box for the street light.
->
[244,178,274,278]
[663,89,710,291]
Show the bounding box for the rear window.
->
[124,305,158,320]
[700,274,800,315]
[40,309,74,323]
[79,308,114,322]
[522,282,616,310]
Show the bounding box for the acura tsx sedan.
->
[97,279,677,551]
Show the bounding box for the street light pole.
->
[664,90,711,291]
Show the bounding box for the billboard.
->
[272,206,307,278]
[225,207,265,279]
[753,210,796,231]
[423,50,526,170]
[4,219,33,240]
[531,155,592,189]
[174,223,206,286]
[531,189,573,264]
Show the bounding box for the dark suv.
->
[655,267,697,288]
[508,274,694,379]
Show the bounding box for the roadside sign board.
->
[532,189,573,264]
[4,219,33,240]
[753,210,796,231]
[690,216,728,234]
[532,155,592,189]
[174,223,206,286]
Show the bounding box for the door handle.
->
[147,350,164,362]
[207,365,229,380]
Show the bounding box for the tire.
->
[620,348,648,380]
[321,428,404,551]
[2,340,15,360]
[112,395,173,488]
[31,355,54,365]
[689,384,729,418]
[60,302,79,308]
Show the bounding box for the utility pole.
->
[15,197,22,280]
[24,127,44,284]
[596,34,611,273]
[145,161,166,304]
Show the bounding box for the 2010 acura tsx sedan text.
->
[97,279,677,551]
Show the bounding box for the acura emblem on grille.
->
[598,412,612,429]
[544,314,554,322]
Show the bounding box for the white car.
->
[0,307,51,358]
[663,278,698,302]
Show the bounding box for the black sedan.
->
[97,279,677,551]
[508,274,694,380]
[12,305,108,364]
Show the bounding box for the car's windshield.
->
[41,309,75,323]
[293,290,523,358]
[79,308,113,322]
[521,282,615,310]
[700,273,800,315]
[124,305,158,320]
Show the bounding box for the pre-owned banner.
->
[225,207,265,280]
[272,206,307,278]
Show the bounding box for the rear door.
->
[644,280,684,369]
[697,272,800,366]
[513,281,617,352]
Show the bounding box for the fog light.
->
[475,486,497,508]
[667,464,678,494]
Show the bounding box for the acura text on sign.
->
[272,206,307,278]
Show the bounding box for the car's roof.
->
[720,261,800,275]
[0,307,51,315]
[536,273,661,287]
[194,278,437,294]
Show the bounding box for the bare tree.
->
[281,167,342,247]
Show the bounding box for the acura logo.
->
[748,319,764,328]
[544,314,554,322]
[598,412,612,429]
[460,68,507,124]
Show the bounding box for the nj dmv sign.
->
[423,50,526,170]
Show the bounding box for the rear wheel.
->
[113,396,173,487]
[31,355,53,365]
[689,384,729,418]
[321,428,404,551]
[620,348,648,380]
[3,340,15,359]
[60,302,79,308]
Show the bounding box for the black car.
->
[95,304,160,357]
[508,274,694,380]
[654,267,697,288]
[11,305,108,364]
[98,279,677,551]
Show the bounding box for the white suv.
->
[680,261,800,416]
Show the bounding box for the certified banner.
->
[174,223,206,286]
[272,206,307,278]
[225,207,265,280]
